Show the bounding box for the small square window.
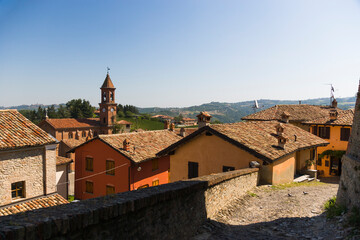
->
[152,179,159,186]
[325,160,330,167]
[11,181,25,199]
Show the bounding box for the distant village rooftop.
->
[241,104,339,122]
[158,121,329,163]
[0,110,57,151]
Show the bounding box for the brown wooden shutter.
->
[312,126,318,135]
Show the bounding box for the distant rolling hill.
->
[1,96,356,123]
[139,97,356,123]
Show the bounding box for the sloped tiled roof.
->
[173,128,198,135]
[117,120,133,125]
[56,156,73,166]
[303,109,354,126]
[197,111,212,117]
[101,73,115,88]
[242,105,335,122]
[0,110,57,151]
[98,130,183,163]
[0,194,68,216]
[61,138,86,149]
[39,118,100,129]
[182,118,196,121]
[158,121,329,163]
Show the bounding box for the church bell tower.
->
[99,72,117,134]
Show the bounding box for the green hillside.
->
[117,117,164,131]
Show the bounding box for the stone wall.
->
[337,83,360,208]
[0,147,45,205]
[0,168,258,240]
[44,145,57,195]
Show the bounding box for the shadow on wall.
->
[193,213,340,240]
[0,169,259,240]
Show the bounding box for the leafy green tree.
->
[66,99,95,119]
[57,105,71,118]
[174,114,184,122]
[47,105,58,118]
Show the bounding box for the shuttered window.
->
[312,126,318,135]
[85,181,93,194]
[106,160,115,175]
[318,127,330,139]
[340,128,351,141]
[85,157,93,171]
[310,149,315,160]
[106,185,115,195]
[188,162,199,179]
[152,159,159,171]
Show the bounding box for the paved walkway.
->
[193,180,348,240]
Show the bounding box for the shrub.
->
[324,196,346,218]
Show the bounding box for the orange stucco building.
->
[71,130,182,200]
[158,120,329,185]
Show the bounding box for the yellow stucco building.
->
[242,101,354,178]
[158,120,328,185]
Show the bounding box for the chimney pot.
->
[280,111,290,123]
[180,127,186,137]
[276,123,284,136]
[170,123,175,131]
[123,139,130,151]
[277,136,287,149]
[329,109,338,121]
[164,120,170,129]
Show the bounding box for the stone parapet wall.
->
[0,168,258,240]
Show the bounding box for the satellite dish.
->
[252,100,263,113]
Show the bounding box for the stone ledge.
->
[0,168,258,240]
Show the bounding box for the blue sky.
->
[0,0,359,108]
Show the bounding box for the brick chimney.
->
[170,123,175,131]
[329,109,338,121]
[280,111,290,123]
[180,127,186,137]
[197,111,212,129]
[276,123,284,136]
[123,139,130,151]
[277,135,287,149]
[164,120,170,129]
[331,98,338,108]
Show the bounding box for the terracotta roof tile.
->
[209,121,329,161]
[0,110,57,151]
[0,194,68,216]
[159,121,329,163]
[56,156,73,166]
[242,105,336,122]
[40,118,100,129]
[303,109,354,126]
[99,130,183,163]
[197,111,211,117]
[182,118,196,121]
[61,138,86,148]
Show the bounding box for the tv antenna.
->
[324,83,335,106]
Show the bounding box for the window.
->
[82,131,86,137]
[318,127,330,139]
[317,154,322,166]
[188,162,199,179]
[310,149,315,160]
[152,159,159,171]
[85,181,93,194]
[152,179,159,186]
[85,157,93,171]
[106,160,115,175]
[325,160,330,167]
[68,132,73,139]
[137,184,149,189]
[223,166,235,172]
[340,128,351,141]
[106,185,115,195]
[312,126,318,135]
[11,181,24,199]
[103,118,106,124]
